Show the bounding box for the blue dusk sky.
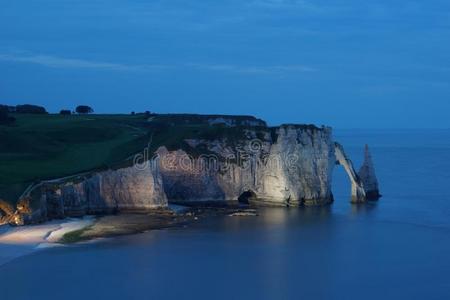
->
[1,0,449,128]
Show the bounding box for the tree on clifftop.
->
[59,109,71,115]
[75,105,94,114]
[15,104,47,114]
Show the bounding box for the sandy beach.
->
[0,217,94,265]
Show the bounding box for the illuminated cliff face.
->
[36,166,168,220]
[155,127,380,206]
[18,119,379,223]
[156,125,336,206]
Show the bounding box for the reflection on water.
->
[1,202,450,300]
[349,201,378,216]
[228,203,375,229]
[214,206,334,234]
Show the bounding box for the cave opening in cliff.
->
[238,190,256,204]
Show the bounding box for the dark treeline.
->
[0,104,48,124]
[1,104,48,114]
[1,103,154,125]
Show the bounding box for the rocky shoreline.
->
[62,205,260,243]
[0,205,260,248]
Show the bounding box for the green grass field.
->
[0,113,152,202]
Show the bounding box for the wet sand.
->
[0,217,94,265]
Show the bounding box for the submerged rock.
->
[229,209,258,217]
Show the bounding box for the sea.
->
[1,129,450,300]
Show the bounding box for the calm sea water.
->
[1,129,450,300]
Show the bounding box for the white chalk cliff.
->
[22,117,380,223]
[156,125,335,206]
[30,166,167,221]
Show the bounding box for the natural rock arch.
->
[334,143,381,203]
[334,143,367,203]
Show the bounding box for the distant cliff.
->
[2,114,380,225]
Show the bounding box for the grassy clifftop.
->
[0,114,152,202]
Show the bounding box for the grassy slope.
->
[0,114,152,202]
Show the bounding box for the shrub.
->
[15,104,47,114]
[60,110,72,115]
[76,105,94,114]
